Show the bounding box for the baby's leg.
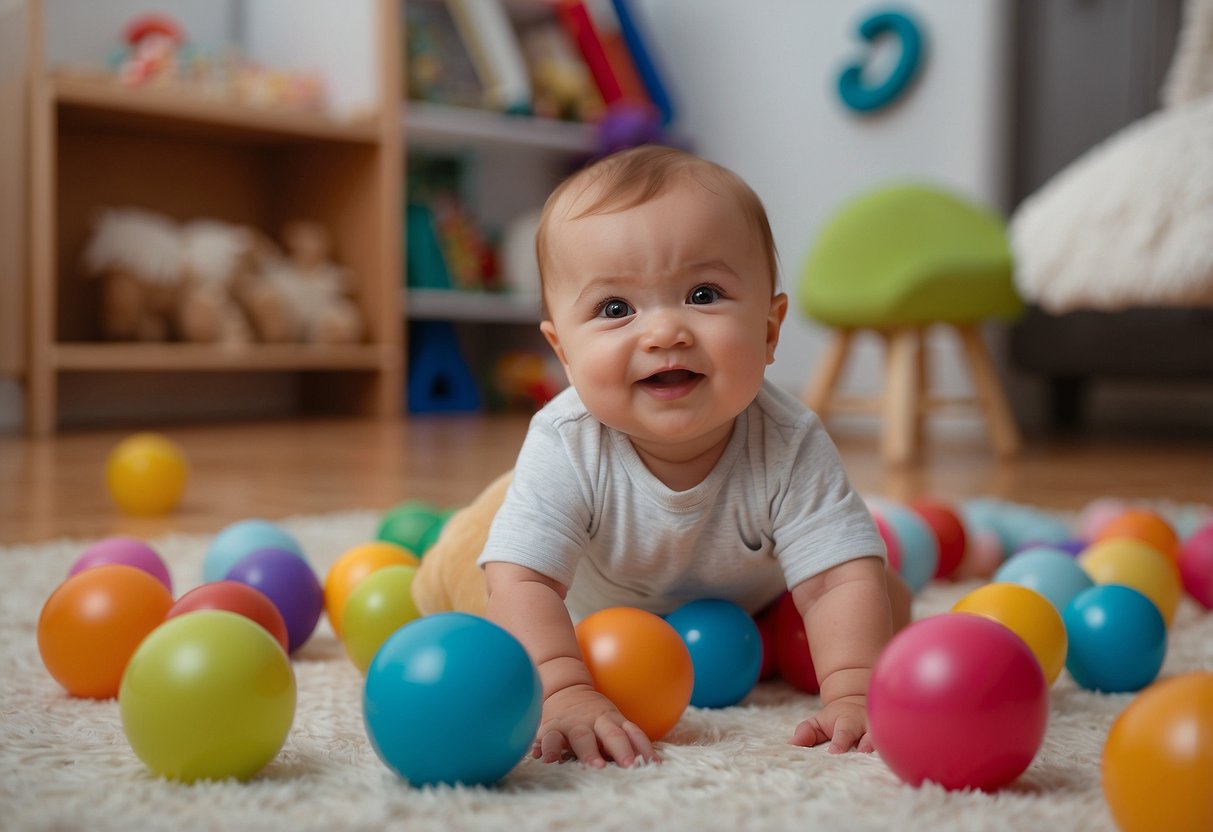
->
[410,470,513,617]
[885,566,912,631]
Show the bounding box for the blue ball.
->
[874,501,938,593]
[204,519,303,583]
[994,546,1095,612]
[666,599,762,708]
[364,612,541,786]
[1062,585,1166,693]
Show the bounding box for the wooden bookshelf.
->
[19,0,403,435]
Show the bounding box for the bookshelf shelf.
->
[405,288,542,324]
[405,100,596,154]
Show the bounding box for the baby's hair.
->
[535,145,779,293]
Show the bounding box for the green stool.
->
[798,184,1024,465]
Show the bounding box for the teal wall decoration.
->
[837,9,926,114]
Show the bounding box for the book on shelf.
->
[405,1,484,108]
[583,0,651,109]
[445,0,533,113]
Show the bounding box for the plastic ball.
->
[225,547,323,653]
[1102,672,1213,832]
[768,591,818,694]
[1177,523,1213,609]
[871,511,902,573]
[1063,585,1166,693]
[1077,497,1128,541]
[575,607,694,741]
[873,501,938,593]
[341,565,421,673]
[166,581,290,653]
[665,599,762,708]
[105,433,188,515]
[364,612,541,787]
[909,499,967,579]
[37,564,173,698]
[754,604,779,681]
[954,527,1005,579]
[1096,508,1179,563]
[120,611,296,782]
[324,541,420,637]
[203,519,303,583]
[869,614,1048,791]
[376,500,445,555]
[69,536,172,592]
[952,582,1067,684]
[1079,538,1182,625]
[994,545,1095,613]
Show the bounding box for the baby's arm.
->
[483,562,655,767]
[787,555,892,753]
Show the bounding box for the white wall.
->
[633,0,1012,428]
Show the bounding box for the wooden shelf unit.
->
[21,0,403,435]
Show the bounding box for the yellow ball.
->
[952,582,1068,684]
[105,433,188,516]
[341,565,420,673]
[1080,539,1182,626]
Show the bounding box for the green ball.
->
[376,501,445,555]
[119,610,296,782]
[417,509,455,553]
[341,565,421,673]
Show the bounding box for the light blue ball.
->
[203,519,303,583]
[1062,585,1166,693]
[364,612,541,787]
[874,501,938,593]
[994,546,1095,612]
[666,599,762,709]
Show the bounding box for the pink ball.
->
[869,614,1048,791]
[954,528,1004,579]
[69,537,172,593]
[1077,498,1127,541]
[1178,523,1213,609]
[872,511,902,573]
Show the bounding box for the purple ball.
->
[225,547,322,653]
[70,537,172,592]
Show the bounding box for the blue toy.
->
[407,322,482,414]
[665,599,762,709]
[364,612,541,787]
[994,545,1095,612]
[1062,585,1166,693]
[203,519,303,583]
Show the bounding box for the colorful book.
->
[557,0,624,105]
[584,0,650,108]
[445,0,533,113]
[611,0,674,124]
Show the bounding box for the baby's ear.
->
[539,320,568,367]
[767,293,789,362]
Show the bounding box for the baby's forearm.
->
[484,564,594,700]
[793,556,893,704]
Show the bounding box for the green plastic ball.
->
[376,500,445,555]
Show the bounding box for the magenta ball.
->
[1178,523,1213,609]
[869,614,1048,791]
[69,537,172,593]
[225,548,322,653]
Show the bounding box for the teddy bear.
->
[238,221,365,344]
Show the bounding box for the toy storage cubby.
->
[18,0,403,435]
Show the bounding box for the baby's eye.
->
[688,285,721,305]
[597,299,634,319]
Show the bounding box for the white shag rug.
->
[2,510,1211,832]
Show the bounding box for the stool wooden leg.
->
[803,328,853,417]
[957,324,1022,457]
[883,328,920,465]
[914,327,930,449]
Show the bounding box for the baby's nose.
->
[640,309,692,350]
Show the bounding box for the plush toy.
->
[411,470,513,617]
[82,208,253,344]
[239,221,364,344]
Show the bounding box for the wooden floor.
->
[1,414,1211,546]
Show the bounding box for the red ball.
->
[909,499,967,579]
[869,614,1048,791]
[769,592,819,694]
[754,602,779,681]
[166,581,290,653]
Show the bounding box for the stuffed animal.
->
[239,221,365,344]
[411,470,513,616]
[82,208,253,344]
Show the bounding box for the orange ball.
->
[575,607,694,741]
[323,541,419,636]
[37,564,173,698]
[1103,672,1213,832]
[1096,509,1179,563]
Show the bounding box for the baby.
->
[420,145,910,768]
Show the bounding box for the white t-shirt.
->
[478,380,884,622]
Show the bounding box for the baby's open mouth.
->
[640,369,703,386]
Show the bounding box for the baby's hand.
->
[533,684,656,768]
[789,695,873,754]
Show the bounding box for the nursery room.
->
[1,0,1211,829]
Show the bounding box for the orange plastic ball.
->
[1103,672,1213,832]
[323,541,419,636]
[575,607,693,741]
[1096,509,1179,563]
[952,582,1068,684]
[1080,538,1182,626]
[37,564,173,698]
[105,433,188,516]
